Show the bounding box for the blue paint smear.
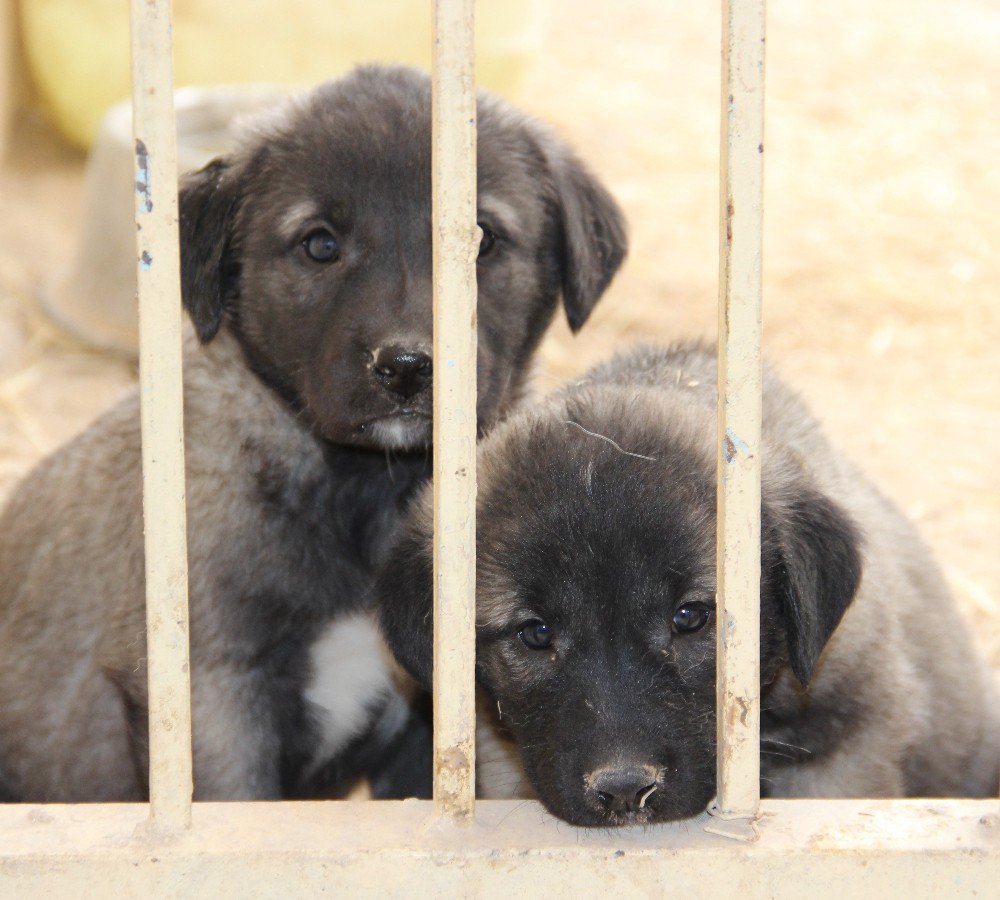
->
[135,139,153,213]
[724,427,752,463]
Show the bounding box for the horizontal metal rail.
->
[0,800,997,895]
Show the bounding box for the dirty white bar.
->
[131,0,194,830]
[1,800,997,894]
[431,0,478,819]
[715,0,765,821]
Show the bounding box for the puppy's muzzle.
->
[372,345,432,400]
[586,764,662,816]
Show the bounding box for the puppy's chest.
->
[198,447,426,666]
[246,439,426,567]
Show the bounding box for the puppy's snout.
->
[586,764,662,815]
[372,346,432,400]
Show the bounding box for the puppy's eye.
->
[518,619,553,650]
[672,602,712,634]
[302,228,340,263]
[477,223,496,258]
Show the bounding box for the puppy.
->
[0,65,627,802]
[377,342,1000,826]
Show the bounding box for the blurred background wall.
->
[18,0,545,149]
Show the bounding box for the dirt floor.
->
[1,0,997,669]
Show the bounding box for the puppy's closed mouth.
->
[358,411,432,450]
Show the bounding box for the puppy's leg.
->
[0,776,17,802]
[189,666,283,800]
[366,694,433,800]
[296,612,433,799]
[110,677,151,799]
[763,740,906,798]
[475,691,534,800]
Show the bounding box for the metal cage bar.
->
[130,0,194,831]
[430,0,479,820]
[714,0,765,821]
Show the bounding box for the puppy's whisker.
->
[760,749,799,762]
[761,739,812,757]
[562,420,657,462]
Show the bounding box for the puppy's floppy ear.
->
[767,484,863,687]
[178,157,242,342]
[542,139,628,332]
[376,523,435,688]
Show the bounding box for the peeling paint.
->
[723,428,751,463]
[736,695,751,726]
[135,139,153,213]
[140,251,153,271]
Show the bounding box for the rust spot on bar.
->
[437,745,472,774]
[724,433,737,463]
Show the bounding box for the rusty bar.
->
[130,0,194,830]
[431,0,478,820]
[714,0,766,823]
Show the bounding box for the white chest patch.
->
[303,612,404,773]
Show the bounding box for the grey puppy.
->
[377,342,1000,826]
[0,65,627,802]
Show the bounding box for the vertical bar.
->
[431,0,478,820]
[130,0,193,830]
[715,0,765,821]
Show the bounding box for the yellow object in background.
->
[20,0,546,149]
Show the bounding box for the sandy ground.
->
[1,0,997,669]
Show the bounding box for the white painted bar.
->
[715,0,766,821]
[431,0,478,820]
[130,0,194,830]
[0,800,997,895]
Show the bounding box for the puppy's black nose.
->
[588,765,661,815]
[372,346,432,400]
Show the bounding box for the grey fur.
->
[0,65,627,802]
[377,342,1000,825]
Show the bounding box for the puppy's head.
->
[377,387,861,826]
[178,65,627,451]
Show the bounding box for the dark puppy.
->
[0,65,626,802]
[378,342,1000,826]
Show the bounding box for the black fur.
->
[173,69,625,798]
[176,68,628,450]
[178,157,240,343]
[0,65,626,803]
[377,343,867,825]
[766,488,862,686]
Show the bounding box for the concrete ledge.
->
[1,799,997,897]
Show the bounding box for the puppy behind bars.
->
[0,64,627,802]
[377,342,1000,826]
